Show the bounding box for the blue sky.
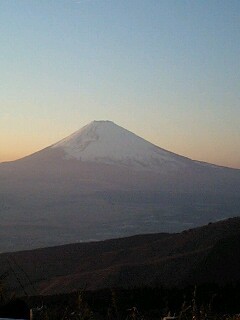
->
[0,0,239,168]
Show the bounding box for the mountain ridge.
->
[1,217,240,295]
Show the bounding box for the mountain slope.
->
[50,120,194,171]
[1,218,240,295]
[0,120,239,252]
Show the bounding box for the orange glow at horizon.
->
[1,133,239,170]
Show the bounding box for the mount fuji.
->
[50,120,193,170]
[0,120,239,252]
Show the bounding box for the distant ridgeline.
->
[0,218,239,295]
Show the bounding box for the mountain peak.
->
[51,120,191,170]
[85,120,118,131]
[86,120,115,127]
[92,120,115,124]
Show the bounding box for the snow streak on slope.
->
[52,120,192,170]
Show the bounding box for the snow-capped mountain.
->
[51,120,192,170]
[0,120,239,252]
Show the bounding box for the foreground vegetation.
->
[28,284,240,319]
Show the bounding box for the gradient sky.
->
[0,0,239,168]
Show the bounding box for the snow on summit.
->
[51,120,192,170]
